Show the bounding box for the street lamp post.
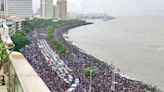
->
[89,70,92,92]
[111,61,116,92]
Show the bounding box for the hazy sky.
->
[33,0,164,16]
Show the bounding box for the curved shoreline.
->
[54,22,162,91]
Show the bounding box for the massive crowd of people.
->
[22,27,160,92]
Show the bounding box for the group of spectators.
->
[22,27,159,92]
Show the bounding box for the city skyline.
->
[33,0,164,16]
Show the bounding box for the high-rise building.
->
[53,5,60,19]
[0,0,6,15]
[41,0,53,18]
[6,0,33,18]
[0,1,1,10]
[57,0,67,20]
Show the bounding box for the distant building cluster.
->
[68,13,111,19]
[40,0,67,20]
[0,0,67,38]
[0,0,67,20]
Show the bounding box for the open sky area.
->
[32,0,164,16]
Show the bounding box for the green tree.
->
[0,43,15,69]
[11,31,31,51]
[21,18,85,55]
[0,43,7,69]
[84,67,96,77]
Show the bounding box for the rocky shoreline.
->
[54,22,162,92]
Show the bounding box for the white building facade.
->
[41,0,53,18]
[6,0,33,18]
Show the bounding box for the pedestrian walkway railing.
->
[0,22,51,92]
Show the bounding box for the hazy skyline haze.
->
[33,0,164,16]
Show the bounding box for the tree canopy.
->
[20,18,85,54]
[84,67,96,77]
[11,31,31,51]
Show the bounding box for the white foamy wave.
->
[156,48,164,51]
[119,73,136,80]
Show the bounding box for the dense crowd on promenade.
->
[21,26,159,92]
